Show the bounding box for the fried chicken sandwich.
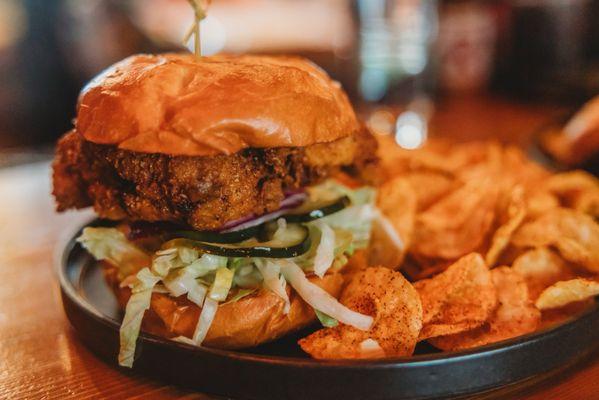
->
[53,53,380,367]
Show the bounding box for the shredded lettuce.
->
[313,221,335,278]
[233,266,263,288]
[228,258,259,288]
[191,254,228,273]
[309,180,375,209]
[208,267,234,301]
[77,227,150,279]
[193,297,218,344]
[151,248,180,277]
[256,260,290,313]
[316,183,376,249]
[163,268,198,297]
[315,309,338,328]
[117,246,228,366]
[118,267,161,367]
[187,282,208,306]
[320,203,375,249]
[173,336,196,345]
[222,288,257,305]
[178,246,200,264]
[294,225,348,271]
[151,247,227,278]
[161,253,225,305]
[228,257,251,271]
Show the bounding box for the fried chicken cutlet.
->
[53,129,376,231]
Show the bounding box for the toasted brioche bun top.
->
[76,53,359,156]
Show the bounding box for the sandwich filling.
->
[78,180,393,367]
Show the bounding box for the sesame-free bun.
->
[77,53,359,156]
[103,262,344,349]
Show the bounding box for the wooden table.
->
[1,95,596,399]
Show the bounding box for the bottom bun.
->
[103,263,344,349]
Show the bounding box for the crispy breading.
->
[53,129,377,230]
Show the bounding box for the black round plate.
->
[58,223,599,400]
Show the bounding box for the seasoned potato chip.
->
[511,208,599,272]
[443,141,506,178]
[512,247,575,301]
[546,170,599,195]
[412,180,498,260]
[429,267,540,351]
[491,244,527,268]
[545,171,599,218]
[376,136,453,178]
[447,141,496,164]
[299,267,422,359]
[572,189,599,218]
[369,177,417,269]
[500,145,551,190]
[535,278,599,310]
[376,138,507,178]
[404,172,455,211]
[414,253,497,340]
[485,185,527,267]
[526,191,560,219]
[372,138,597,353]
[402,256,453,281]
[456,144,548,193]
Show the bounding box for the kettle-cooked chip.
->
[299,267,422,359]
[368,177,417,269]
[572,189,599,219]
[402,255,454,281]
[375,136,454,177]
[428,267,540,351]
[546,170,599,196]
[404,172,455,211]
[485,185,527,267]
[414,253,497,340]
[456,144,548,192]
[412,180,498,260]
[526,191,560,219]
[366,138,599,356]
[511,208,599,273]
[535,278,599,310]
[512,247,575,301]
[500,146,551,190]
[545,171,599,218]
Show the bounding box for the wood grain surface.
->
[1,95,596,399]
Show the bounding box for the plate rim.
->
[56,218,599,370]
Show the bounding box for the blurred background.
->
[0,0,598,161]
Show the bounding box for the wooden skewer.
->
[184,0,210,57]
